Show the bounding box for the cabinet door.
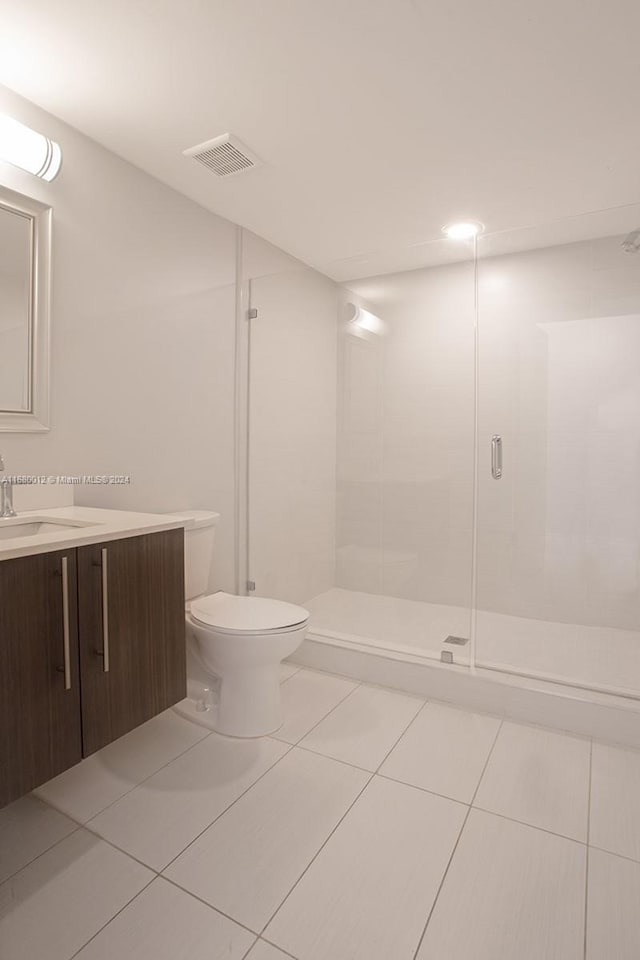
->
[0,550,82,807]
[78,529,185,755]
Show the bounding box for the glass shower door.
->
[474,211,640,698]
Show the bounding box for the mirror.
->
[0,185,51,432]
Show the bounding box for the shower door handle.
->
[491,435,503,479]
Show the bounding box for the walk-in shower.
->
[241,203,640,711]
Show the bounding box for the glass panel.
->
[475,205,640,697]
[308,257,476,664]
[243,230,338,605]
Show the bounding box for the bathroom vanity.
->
[0,507,186,807]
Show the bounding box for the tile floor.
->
[1,664,639,959]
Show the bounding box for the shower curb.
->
[293,633,640,749]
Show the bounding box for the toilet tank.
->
[170,510,220,600]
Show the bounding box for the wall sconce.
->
[0,114,62,181]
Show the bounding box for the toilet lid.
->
[191,591,309,633]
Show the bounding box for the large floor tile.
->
[0,828,153,960]
[265,775,466,960]
[417,809,586,960]
[74,877,255,960]
[0,795,77,883]
[166,747,368,930]
[299,684,423,771]
[590,741,640,861]
[273,670,358,744]
[473,721,590,840]
[380,702,500,802]
[35,709,209,823]
[587,847,640,960]
[88,733,288,870]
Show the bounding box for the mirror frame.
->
[0,185,51,433]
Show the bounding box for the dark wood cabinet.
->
[0,549,82,807]
[78,528,186,755]
[0,528,185,807]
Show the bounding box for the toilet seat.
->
[190,591,309,635]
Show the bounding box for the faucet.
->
[0,455,17,518]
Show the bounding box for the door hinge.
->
[247,579,256,592]
[247,308,258,320]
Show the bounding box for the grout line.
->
[282,695,428,776]
[35,716,213,826]
[256,770,376,939]
[584,738,593,960]
[157,741,296,874]
[258,936,300,959]
[162,874,263,937]
[469,806,588,847]
[587,843,640,867]
[410,718,504,960]
[67,874,157,960]
[46,742,296,881]
[77,825,166,876]
[0,821,82,887]
[376,772,473,809]
[270,671,362,747]
[374,698,431,770]
[373,728,594,846]
[239,936,260,960]
[275,683,428,778]
[290,741,373,774]
[165,689,429,948]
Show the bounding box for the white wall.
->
[244,232,338,605]
[0,84,238,591]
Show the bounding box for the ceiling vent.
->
[183,133,262,178]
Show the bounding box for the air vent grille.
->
[183,133,261,178]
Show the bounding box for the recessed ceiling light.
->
[442,220,484,241]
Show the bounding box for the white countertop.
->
[0,506,187,561]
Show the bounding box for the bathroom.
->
[0,1,639,957]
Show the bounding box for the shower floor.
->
[305,588,640,699]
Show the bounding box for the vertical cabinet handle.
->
[61,556,71,690]
[101,547,110,673]
[491,435,503,479]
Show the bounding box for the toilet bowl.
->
[186,593,308,736]
[170,510,309,737]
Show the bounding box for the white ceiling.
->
[1,0,639,280]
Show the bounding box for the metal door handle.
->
[101,547,110,672]
[61,556,71,690]
[491,435,503,479]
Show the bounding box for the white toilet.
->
[174,510,309,737]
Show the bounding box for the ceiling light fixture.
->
[442,220,484,241]
[0,114,62,181]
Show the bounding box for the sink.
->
[0,517,101,541]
